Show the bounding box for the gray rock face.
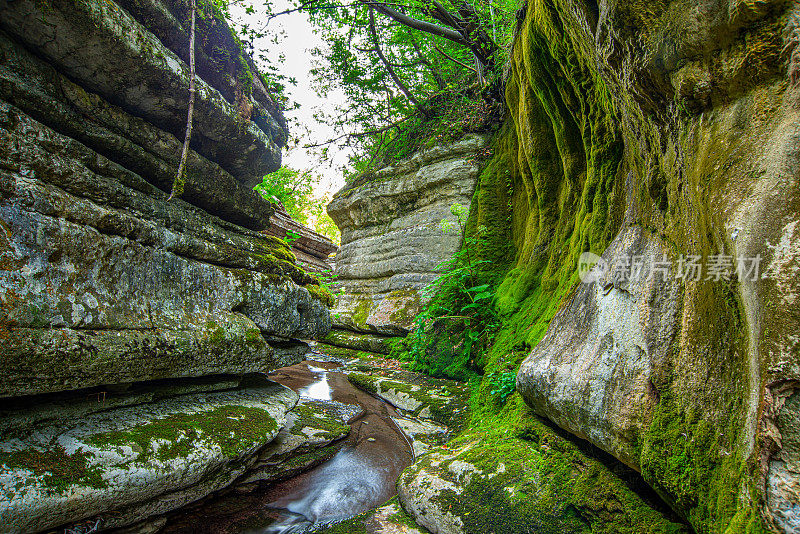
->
[327,134,489,337]
[518,194,683,469]
[0,379,298,534]
[265,204,338,273]
[0,100,329,398]
[0,0,331,529]
[0,0,280,186]
[508,0,800,530]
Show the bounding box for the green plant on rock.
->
[403,202,500,380]
[487,371,516,404]
[283,230,301,247]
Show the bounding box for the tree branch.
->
[368,7,428,116]
[408,33,446,89]
[433,43,477,72]
[360,0,468,46]
[303,112,414,148]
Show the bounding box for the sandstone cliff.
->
[324,134,489,353]
[0,0,331,531]
[388,1,800,533]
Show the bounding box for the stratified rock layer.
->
[265,204,338,273]
[325,134,489,353]
[0,380,298,533]
[0,0,331,530]
[327,134,489,335]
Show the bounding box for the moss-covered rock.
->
[347,370,470,431]
[322,328,400,355]
[238,398,358,488]
[315,497,429,534]
[0,381,297,532]
[395,1,799,532]
[398,402,688,534]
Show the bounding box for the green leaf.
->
[465,284,491,293]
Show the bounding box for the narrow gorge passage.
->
[1,0,798,532]
[160,350,415,534]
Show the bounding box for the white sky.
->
[229,0,350,197]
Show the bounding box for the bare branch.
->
[303,113,414,148]
[368,7,428,116]
[433,43,477,73]
[361,1,468,46]
[169,0,196,201]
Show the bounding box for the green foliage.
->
[304,0,515,173]
[403,202,501,381]
[487,371,516,403]
[348,90,502,178]
[283,230,301,246]
[254,166,318,225]
[312,202,341,244]
[255,167,340,244]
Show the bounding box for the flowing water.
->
[260,447,388,533]
[161,355,413,534]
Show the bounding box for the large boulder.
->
[397,411,689,534]
[503,0,800,531]
[0,380,298,533]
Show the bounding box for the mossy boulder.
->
[347,370,469,431]
[0,381,297,532]
[397,405,688,534]
[322,328,399,355]
[238,398,359,488]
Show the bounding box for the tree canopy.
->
[219,0,516,175]
[255,167,341,243]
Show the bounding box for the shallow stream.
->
[160,351,414,534]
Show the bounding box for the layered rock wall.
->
[264,204,338,273]
[0,0,331,530]
[394,1,800,533]
[325,134,489,352]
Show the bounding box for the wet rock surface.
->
[0,1,333,531]
[158,352,417,533]
[0,379,297,533]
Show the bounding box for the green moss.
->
[88,405,277,461]
[346,372,379,395]
[386,290,422,327]
[305,283,335,308]
[406,402,687,534]
[313,497,418,534]
[351,297,373,328]
[348,371,470,429]
[403,397,687,534]
[322,329,396,355]
[0,445,105,493]
[382,1,765,531]
[290,404,350,442]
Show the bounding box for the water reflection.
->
[296,365,332,401]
